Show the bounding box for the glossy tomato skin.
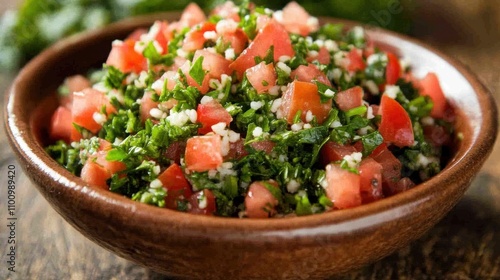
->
[244,180,279,218]
[158,163,193,210]
[291,64,331,87]
[319,141,357,166]
[185,135,223,172]
[378,95,414,148]
[346,48,366,72]
[106,39,147,74]
[80,161,110,190]
[245,62,277,94]
[189,189,216,215]
[49,106,72,144]
[419,72,447,119]
[196,100,233,134]
[359,158,384,203]
[230,20,294,79]
[335,86,364,112]
[385,52,401,85]
[279,81,332,124]
[325,164,362,209]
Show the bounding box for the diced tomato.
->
[369,143,402,189]
[196,100,233,134]
[182,22,216,52]
[106,39,147,74]
[245,180,279,218]
[60,75,92,109]
[385,52,401,85]
[220,28,248,55]
[230,20,295,79]
[188,189,217,215]
[379,95,414,147]
[98,139,112,151]
[385,177,415,196]
[185,135,224,172]
[225,138,248,160]
[307,46,330,65]
[358,158,384,203]
[346,48,366,72]
[71,88,115,136]
[419,72,447,119]
[158,163,193,210]
[49,106,71,144]
[80,160,110,190]
[423,124,451,147]
[335,86,364,112]
[256,14,271,31]
[179,3,206,27]
[211,1,240,22]
[147,21,171,54]
[180,60,210,94]
[279,1,318,36]
[140,91,159,122]
[250,140,275,155]
[245,62,277,94]
[325,163,362,209]
[164,141,187,164]
[193,49,231,79]
[279,81,332,124]
[319,141,357,166]
[94,150,126,175]
[291,64,331,86]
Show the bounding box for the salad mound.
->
[46,1,455,218]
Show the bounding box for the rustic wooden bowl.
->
[4,13,498,279]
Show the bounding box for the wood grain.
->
[1,1,499,279]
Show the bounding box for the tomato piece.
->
[220,28,248,55]
[180,60,210,94]
[245,62,277,94]
[49,106,72,143]
[164,141,187,165]
[335,86,364,112]
[60,75,92,109]
[385,177,415,196]
[249,140,275,155]
[140,91,159,122]
[182,22,216,52]
[346,48,366,72]
[385,52,401,85]
[72,88,116,135]
[179,3,206,27]
[146,21,171,54]
[419,72,447,119]
[325,164,362,209]
[225,138,248,161]
[245,180,279,218]
[94,150,126,175]
[106,39,147,74]
[307,46,330,65]
[189,189,217,215]
[319,141,357,166]
[279,81,332,124]
[126,28,148,41]
[379,95,414,147]
[291,64,331,86]
[158,163,193,210]
[279,1,318,36]
[423,124,451,147]
[185,135,224,172]
[81,160,110,190]
[193,49,231,79]
[359,158,384,203]
[196,100,233,134]
[230,20,295,79]
[369,143,402,189]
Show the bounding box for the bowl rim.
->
[4,12,498,238]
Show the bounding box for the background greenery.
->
[0,0,414,71]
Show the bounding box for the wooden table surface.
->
[1,1,499,279]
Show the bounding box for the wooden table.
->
[1,1,499,279]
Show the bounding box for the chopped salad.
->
[46,1,455,218]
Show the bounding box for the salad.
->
[46,1,455,218]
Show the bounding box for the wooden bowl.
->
[4,13,498,279]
